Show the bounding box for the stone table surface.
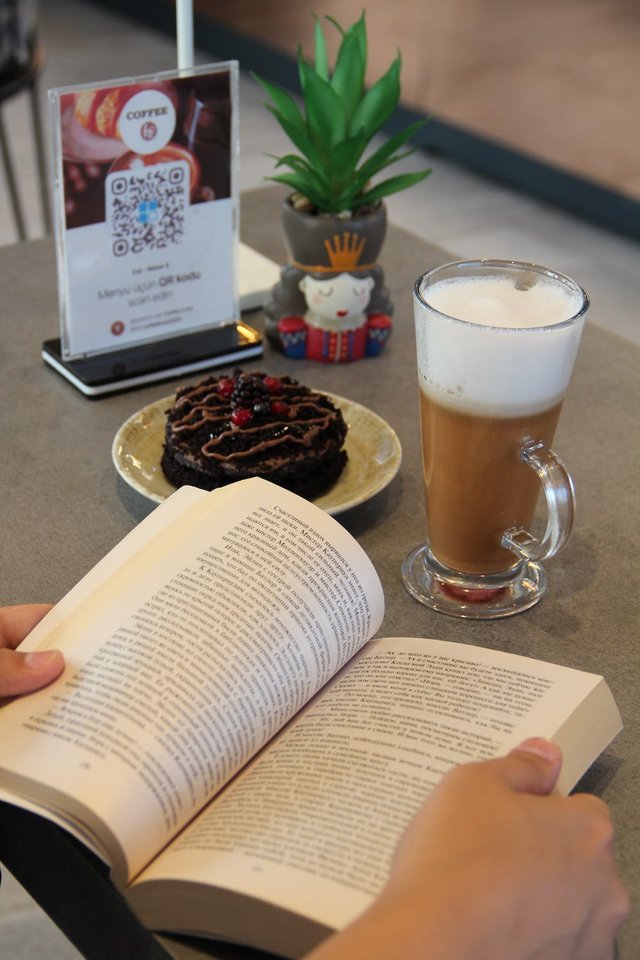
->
[1,186,638,957]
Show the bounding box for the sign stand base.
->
[42,322,263,398]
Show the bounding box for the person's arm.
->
[305,738,629,960]
[0,604,64,698]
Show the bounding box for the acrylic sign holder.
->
[44,7,262,396]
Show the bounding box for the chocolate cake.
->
[161,371,348,499]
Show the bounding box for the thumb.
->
[0,648,65,698]
[496,737,563,796]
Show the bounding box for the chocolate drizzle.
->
[161,371,348,498]
[166,374,346,464]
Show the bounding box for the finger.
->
[573,869,630,960]
[0,604,54,651]
[494,738,563,796]
[0,648,64,698]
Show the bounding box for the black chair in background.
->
[0,0,51,241]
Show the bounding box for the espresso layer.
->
[420,392,563,574]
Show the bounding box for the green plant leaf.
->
[326,11,366,66]
[329,130,370,186]
[350,54,401,139]
[271,152,313,171]
[324,14,346,37]
[355,169,432,206]
[251,73,305,132]
[257,13,433,213]
[355,119,429,180]
[297,44,309,96]
[313,15,329,81]
[330,26,366,124]
[346,152,421,202]
[275,114,328,171]
[273,153,331,191]
[301,62,347,151]
[265,172,327,209]
[353,11,368,67]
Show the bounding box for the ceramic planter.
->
[264,197,394,357]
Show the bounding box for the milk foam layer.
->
[415,274,586,416]
[426,276,583,329]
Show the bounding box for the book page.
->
[15,484,207,653]
[0,479,384,884]
[128,637,620,936]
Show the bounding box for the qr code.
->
[106,161,188,256]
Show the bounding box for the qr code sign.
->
[105,161,188,256]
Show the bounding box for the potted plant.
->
[253,12,431,357]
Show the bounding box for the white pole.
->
[176,0,194,71]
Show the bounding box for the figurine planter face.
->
[301,273,374,330]
[278,271,392,363]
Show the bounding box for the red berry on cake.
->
[263,376,282,394]
[231,407,253,426]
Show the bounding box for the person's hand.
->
[0,604,64,698]
[306,739,629,960]
[387,738,629,959]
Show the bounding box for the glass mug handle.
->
[502,441,576,562]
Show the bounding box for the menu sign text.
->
[50,63,238,359]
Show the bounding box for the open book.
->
[0,478,621,958]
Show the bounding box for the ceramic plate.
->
[112,391,402,516]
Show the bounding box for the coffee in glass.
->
[402,259,589,618]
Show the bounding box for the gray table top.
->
[1,186,638,956]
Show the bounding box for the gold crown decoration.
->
[324,232,367,270]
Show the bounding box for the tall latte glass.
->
[402,259,588,619]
